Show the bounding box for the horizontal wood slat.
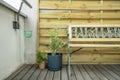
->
[39,19,120,28]
[38,50,120,54]
[39,19,101,27]
[40,1,120,10]
[39,35,67,37]
[38,46,120,53]
[70,54,120,63]
[69,24,120,27]
[69,38,120,42]
[40,13,120,19]
[39,28,67,35]
[70,44,120,48]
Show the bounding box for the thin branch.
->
[70,48,82,57]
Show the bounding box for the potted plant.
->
[47,28,66,71]
[36,51,46,69]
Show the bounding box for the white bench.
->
[67,25,120,80]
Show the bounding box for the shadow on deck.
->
[5,64,120,80]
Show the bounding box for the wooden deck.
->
[5,64,120,80]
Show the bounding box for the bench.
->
[67,25,120,80]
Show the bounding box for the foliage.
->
[36,51,46,63]
[50,28,66,56]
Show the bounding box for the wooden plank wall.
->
[38,0,120,64]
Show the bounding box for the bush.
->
[36,51,46,63]
[50,28,66,56]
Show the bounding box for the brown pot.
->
[39,61,46,69]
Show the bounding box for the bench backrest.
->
[68,25,120,42]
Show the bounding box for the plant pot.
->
[47,53,62,71]
[39,61,46,69]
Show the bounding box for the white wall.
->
[0,4,25,80]
[22,0,37,63]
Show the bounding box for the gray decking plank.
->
[37,69,48,80]
[89,65,108,80]
[71,65,77,80]
[115,64,120,68]
[45,70,54,80]
[100,65,120,80]
[94,65,116,80]
[12,64,33,80]
[29,66,41,80]
[105,65,120,76]
[54,71,61,80]
[72,65,84,80]
[21,64,38,80]
[5,64,120,80]
[83,65,100,80]
[112,65,120,71]
[110,65,120,72]
[61,65,68,80]
[5,64,27,80]
[78,65,92,80]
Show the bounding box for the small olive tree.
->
[50,28,66,56]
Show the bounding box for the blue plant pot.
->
[47,53,62,71]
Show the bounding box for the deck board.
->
[89,65,108,80]
[71,65,77,80]
[29,65,41,80]
[12,64,33,80]
[83,65,100,80]
[78,65,92,80]
[37,69,48,80]
[72,65,84,80]
[105,65,120,76]
[110,65,120,72]
[100,65,120,80]
[94,65,116,80]
[21,64,37,80]
[54,70,61,80]
[61,66,68,80]
[45,70,54,80]
[5,64,120,80]
[5,64,27,80]
[116,65,120,69]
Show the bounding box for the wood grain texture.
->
[5,64,120,80]
[40,12,120,19]
[70,38,120,42]
[40,1,120,10]
[39,19,120,28]
[38,0,120,64]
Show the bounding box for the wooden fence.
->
[37,0,120,64]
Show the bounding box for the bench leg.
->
[67,44,70,80]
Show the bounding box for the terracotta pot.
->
[39,61,46,69]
